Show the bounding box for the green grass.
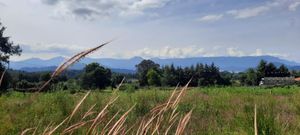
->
[1,86,300,134]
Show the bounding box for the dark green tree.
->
[198,63,224,86]
[0,22,22,65]
[265,63,277,77]
[277,64,290,77]
[0,22,22,91]
[39,72,51,82]
[111,73,125,88]
[80,63,111,89]
[136,60,160,86]
[147,69,161,86]
[161,64,178,86]
[245,68,258,86]
[257,60,267,79]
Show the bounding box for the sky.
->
[0,0,300,62]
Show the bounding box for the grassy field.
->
[1,86,300,135]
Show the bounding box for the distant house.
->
[260,77,295,86]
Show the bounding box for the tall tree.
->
[245,68,258,86]
[257,60,267,79]
[265,62,277,77]
[277,64,290,77]
[0,22,22,66]
[161,64,178,86]
[80,63,111,89]
[0,22,22,90]
[147,69,161,86]
[136,60,160,86]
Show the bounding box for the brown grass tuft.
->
[39,40,113,92]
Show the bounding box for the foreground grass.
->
[1,86,300,134]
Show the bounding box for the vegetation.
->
[1,86,300,134]
[0,59,298,92]
[0,22,22,91]
[80,63,112,90]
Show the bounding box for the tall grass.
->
[1,86,300,134]
[20,81,193,135]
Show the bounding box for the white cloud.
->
[289,1,300,11]
[42,0,171,20]
[11,52,61,61]
[252,49,263,56]
[132,46,209,58]
[226,47,288,58]
[197,14,223,22]
[21,43,86,55]
[227,47,245,56]
[227,6,271,19]
[11,44,290,61]
[196,0,300,21]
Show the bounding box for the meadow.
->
[1,86,300,135]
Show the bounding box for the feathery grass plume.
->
[175,109,193,135]
[0,68,7,87]
[39,40,113,92]
[254,104,258,135]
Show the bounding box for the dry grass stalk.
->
[100,111,121,135]
[164,120,177,135]
[39,40,112,92]
[46,116,70,135]
[0,68,7,87]
[172,80,191,109]
[62,119,95,134]
[254,104,258,135]
[23,79,193,135]
[175,109,193,135]
[68,91,91,123]
[20,128,35,135]
[116,77,126,90]
[82,104,97,120]
[87,96,119,134]
[107,104,136,135]
[42,122,54,135]
[136,80,192,135]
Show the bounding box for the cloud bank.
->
[198,0,300,23]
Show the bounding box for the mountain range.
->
[9,56,300,73]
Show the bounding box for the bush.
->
[119,83,139,92]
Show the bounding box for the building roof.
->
[295,77,300,81]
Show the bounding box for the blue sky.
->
[0,0,300,62]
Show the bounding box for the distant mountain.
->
[10,56,300,72]
[20,66,135,74]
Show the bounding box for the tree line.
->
[136,60,231,87]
